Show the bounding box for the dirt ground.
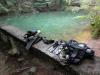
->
[0,39,77,75]
[72,30,100,75]
[75,29,100,57]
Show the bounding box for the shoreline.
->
[74,26,100,57]
[74,27,91,42]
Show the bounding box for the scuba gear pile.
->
[59,40,94,64]
[24,30,41,42]
[50,40,94,64]
[42,37,54,44]
[66,40,94,58]
[24,30,42,50]
[24,30,94,64]
[24,30,54,50]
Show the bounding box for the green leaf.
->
[6,1,14,6]
[0,3,9,12]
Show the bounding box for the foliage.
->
[79,0,100,38]
[0,0,16,14]
[65,0,80,6]
[65,0,72,5]
[90,13,100,38]
[89,0,100,38]
[0,0,66,14]
[0,3,9,13]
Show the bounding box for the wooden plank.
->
[0,25,26,42]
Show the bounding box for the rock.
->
[28,67,36,75]
[8,37,20,55]
[71,7,81,12]
[17,57,24,62]
[8,48,20,55]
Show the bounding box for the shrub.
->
[90,14,100,39]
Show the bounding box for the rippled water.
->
[0,11,89,40]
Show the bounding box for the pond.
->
[0,11,89,40]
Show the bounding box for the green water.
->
[0,11,89,40]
